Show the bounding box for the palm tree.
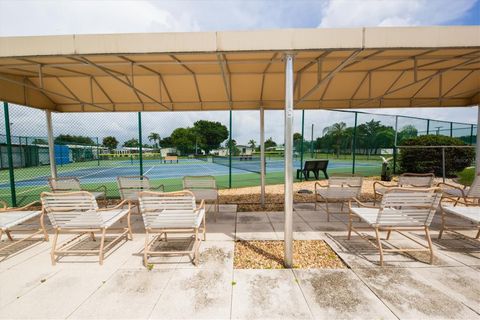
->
[323,122,347,158]
[148,132,161,150]
[248,139,256,149]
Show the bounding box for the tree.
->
[225,139,240,155]
[171,127,196,155]
[55,134,94,145]
[323,122,347,157]
[160,136,174,148]
[293,132,303,152]
[148,132,161,149]
[397,125,418,144]
[192,120,229,154]
[123,138,139,148]
[248,139,256,149]
[102,136,118,151]
[264,137,277,149]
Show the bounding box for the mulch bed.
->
[234,240,346,269]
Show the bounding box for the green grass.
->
[456,167,476,186]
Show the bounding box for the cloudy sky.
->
[0,0,479,145]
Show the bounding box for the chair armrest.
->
[436,182,466,197]
[195,200,206,212]
[4,200,41,211]
[97,200,129,211]
[442,197,477,207]
[348,197,379,210]
[373,181,395,193]
[151,184,165,192]
[314,181,327,191]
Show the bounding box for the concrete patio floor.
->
[0,203,479,319]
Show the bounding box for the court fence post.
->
[3,102,17,207]
[470,124,474,145]
[352,112,357,174]
[426,119,430,135]
[299,110,305,181]
[229,109,232,188]
[138,112,143,176]
[96,137,100,166]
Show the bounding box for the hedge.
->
[398,135,475,177]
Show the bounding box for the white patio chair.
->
[0,200,48,255]
[315,174,363,221]
[138,191,205,266]
[183,176,218,220]
[41,191,132,265]
[439,198,479,239]
[437,172,480,205]
[48,176,107,203]
[373,173,435,205]
[117,176,165,204]
[348,187,442,266]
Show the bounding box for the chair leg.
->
[325,200,330,222]
[40,214,49,241]
[347,213,353,240]
[424,226,434,265]
[193,228,199,265]
[143,230,150,267]
[374,227,384,267]
[0,229,3,241]
[127,212,133,240]
[99,228,106,265]
[386,230,392,240]
[5,231,13,241]
[51,229,60,266]
[438,211,446,239]
[90,232,96,241]
[203,214,207,241]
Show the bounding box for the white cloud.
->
[0,0,199,36]
[318,0,477,28]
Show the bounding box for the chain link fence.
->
[1,102,477,206]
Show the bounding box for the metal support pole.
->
[4,102,16,207]
[352,112,358,174]
[426,119,430,135]
[393,115,398,174]
[284,54,294,268]
[299,110,305,180]
[260,107,265,205]
[450,122,453,137]
[45,109,57,179]
[476,106,480,174]
[229,109,232,188]
[442,147,446,183]
[138,112,143,176]
[310,124,314,158]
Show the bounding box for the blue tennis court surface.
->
[2,159,379,188]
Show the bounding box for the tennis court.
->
[0,157,380,203]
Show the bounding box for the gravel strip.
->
[234,240,346,269]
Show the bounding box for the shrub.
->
[398,135,475,177]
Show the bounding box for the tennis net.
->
[212,155,263,174]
